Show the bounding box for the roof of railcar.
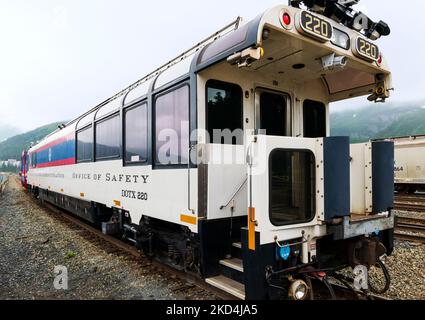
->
[31,3,392,148]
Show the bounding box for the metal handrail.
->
[219,175,248,210]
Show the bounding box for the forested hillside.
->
[0,122,64,160]
[331,101,425,142]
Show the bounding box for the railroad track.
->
[393,232,425,244]
[394,194,425,212]
[37,200,236,300]
[395,215,425,244]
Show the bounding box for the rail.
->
[385,193,425,243]
[219,175,248,210]
[394,193,425,212]
[39,200,236,300]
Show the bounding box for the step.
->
[206,275,245,300]
[219,257,244,272]
[232,242,242,249]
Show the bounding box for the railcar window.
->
[269,149,315,226]
[124,103,148,163]
[303,100,326,138]
[154,85,189,165]
[31,152,37,168]
[77,125,93,162]
[206,80,243,145]
[95,114,120,160]
[259,91,288,136]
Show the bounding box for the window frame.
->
[254,87,292,137]
[268,148,316,227]
[94,112,121,162]
[205,79,244,145]
[30,152,37,168]
[153,82,190,169]
[123,101,149,166]
[76,124,94,163]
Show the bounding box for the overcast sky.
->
[0,0,424,131]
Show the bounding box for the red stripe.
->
[36,157,75,168]
[34,133,74,153]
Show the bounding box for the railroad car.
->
[20,150,28,188]
[390,135,425,193]
[23,1,395,299]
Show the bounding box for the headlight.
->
[289,279,309,300]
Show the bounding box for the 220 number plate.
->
[297,11,333,42]
[354,37,379,62]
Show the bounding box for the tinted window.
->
[95,114,120,160]
[303,100,326,138]
[260,91,288,136]
[77,126,93,162]
[269,149,315,226]
[124,103,148,163]
[206,80,243,144]
[155,85,189,165]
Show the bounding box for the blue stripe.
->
[36,140,75,165]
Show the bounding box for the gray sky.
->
[0,0,424,131]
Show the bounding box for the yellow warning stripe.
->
[180,214,197,225]
[113,200,121,207]
[248,207,256,251]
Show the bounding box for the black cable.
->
[322,277,337,300]
[305,275,315,300]
[368,258,391,294]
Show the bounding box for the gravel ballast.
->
[0,177,218,300]
[377,239,425,300]
[1,177,424,300]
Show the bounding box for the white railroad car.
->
[24,1,395,300]
[391,135,425,193]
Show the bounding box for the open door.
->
[246,135,324,250]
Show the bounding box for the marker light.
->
[279,245,291,260]
[282,13,291,26]
[377,54,383,65]
[331,28,350,50]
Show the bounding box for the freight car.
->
[389,135,425,193]
[22,1,395,300]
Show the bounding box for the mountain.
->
[1,101,424,160]
[0,123,21,142]
[0,122,65,160]
[330,101,425,142]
